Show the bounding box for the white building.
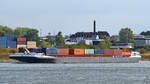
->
[65,31,110,45]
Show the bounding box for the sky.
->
[0,0,150,36]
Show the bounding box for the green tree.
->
[99,36,112,49]
[55,31,65,47]
[0,25,14,35]
[39,41,51,48]
[25,29,39,41]
[45,35,56,47]
[14,27,29,37]
[119,28,134,43]
[140,31,150,36]
[14,27,39,41]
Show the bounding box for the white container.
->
[17,45,27,48]
[27,41,37,48]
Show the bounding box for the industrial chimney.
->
[93,20,96,33]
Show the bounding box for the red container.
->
[58,48,69,55]
[104,49,114,55]
[69,49,85,55]
[17,41,27,45]
[17,37,27,42]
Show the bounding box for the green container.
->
[85,49,94,54]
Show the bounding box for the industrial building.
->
[134,38,150,45]
[65,20,110,45]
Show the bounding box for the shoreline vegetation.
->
[0,47,18,62]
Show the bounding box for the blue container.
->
[46,48,57,55]
[7,41,17,48]
[0,40,7,48]
[94,49,104,54]
[3,34,14,41]
[28,48,38,53]
[0,37,7,41]
[42,48,46,54]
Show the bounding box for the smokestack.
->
[93,20,96,33]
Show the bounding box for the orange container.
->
[58,48,69,55]
[104,49,114,55]
[122,52,131,56]
[113,50,123,56]
[69,49,85,55]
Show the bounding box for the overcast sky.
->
[0,0,150,36]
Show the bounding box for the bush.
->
[137,48,147,54]
[0,47,18,59]
[8,49,18,54]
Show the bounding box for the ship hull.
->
[10,57,55,63]
[54,57,141,63]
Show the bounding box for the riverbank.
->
[141,52,150,61]
[0,59,18,63]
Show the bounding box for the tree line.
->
[0,25,39,41]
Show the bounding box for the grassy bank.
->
[141,52,150,61]
[0,47,18,60]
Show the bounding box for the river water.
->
[0,62,150,84]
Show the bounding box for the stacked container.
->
[94,49,104,54]
[27,41,37,48]
[45,48,57,55]
[69,49,85,55]
[122,51,131,56]
[57,48,69,55]
[17,37,27,44]
[85,49,94,54]
[113,49,123,56]
[7,41,17,48]
[0,37,7,48]
[3,34,14,41]
[17,37,27,48]
[28,48,37,53]
[104,49,114,55]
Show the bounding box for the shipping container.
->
[17,37,26,42]
[17,45,27,48]
[41,48,46,54]
[57,48,70,55]
[113,49,123,56]
[94,49,104,54]
[27,48,36,53]
[27,45,37,48]
[104,49,114,55]
[0,37,7,41]
[3,34,14,41]
[27,41,37,48]
[46,48,57,55]
[0,40,7,48]
[27,41,36,45]
[7,41,17,48]
[85,49,94,54]
[69,49,85,55]
[122,51,131,56]
[28,48,42,53]
[17,41,27,45]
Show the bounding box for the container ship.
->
[9,21,141,63]
[10,48,141,63]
